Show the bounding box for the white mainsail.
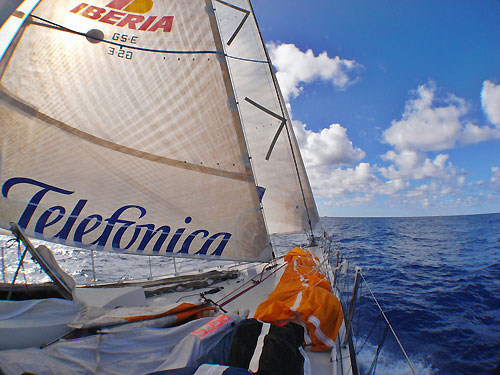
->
[213,0,319,234]
[0,0,317,262]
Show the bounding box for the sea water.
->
[1,213,499,374]
[319,213,500,375]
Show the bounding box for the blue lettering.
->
[54,199,87,240]
[166,216,191,253]
[92,205,145,248]
[1,177,73,229]
[35,206,66,235]
[196,232,231,256]
[179,229,209,254]
[2,177,233,257]
[116,223,144,251]
[74,214,102,245]
[135,224,171,253]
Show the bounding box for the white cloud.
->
[461,123,500,144]
[457,175,466,186]
[266,44,499,213]
[308,163,379,198]
[379,150,456,180]
[312,162,411,208]
[268,43,359,101]
[481,80,500,126]
[383,83,467,151]
[459,80,500,143]
[323,194,375,207]
[293,120,365,168]
[383,81,500,150]
[492,167,500,186]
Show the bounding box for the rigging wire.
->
[355,313,382,355]
[0,239,18,283]
[19,239,28,285]
[1,246,5,283]
[148,256,153,280]
[354,278,363,343]
[359,272,417,375]
[334,252,415,375]
[90,248,97,284]
[367,322,390,375]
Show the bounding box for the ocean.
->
[319,213,500,375]
[1,213,499,374]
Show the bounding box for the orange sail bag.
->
[254,247,344,351]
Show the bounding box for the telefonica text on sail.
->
[2,177,232,257]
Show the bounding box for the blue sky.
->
[252,0,500,217]
[1,1,499,217]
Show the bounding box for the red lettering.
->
[192,328,208,338]
[138,15,156,31]
[81,6,106,20]
[99,10,126,25]
[117,14,145,29]
[70,3,88,14]
[106,0,133,10]
[191,314,231,339]
[148,16,173,32]
[69,3,174,33]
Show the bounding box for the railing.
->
[326,237,417,375]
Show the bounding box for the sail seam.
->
[0,88,252,182]
[27,15,267,63]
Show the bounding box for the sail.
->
[213,0,319,234]
[0,0,272,261]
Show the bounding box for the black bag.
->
[226,319,305,375]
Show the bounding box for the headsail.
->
[213,0,320,235]
[0,0,272,261]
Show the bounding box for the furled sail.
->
[0,0,273,261]
[213,0,319,234]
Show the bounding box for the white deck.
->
[0,245,355,374]
[160,245,356,375]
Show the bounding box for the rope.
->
[359,272,417,375]
[216,260,287,308]
[289,252,333,289]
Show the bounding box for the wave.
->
[355,341,437,375]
